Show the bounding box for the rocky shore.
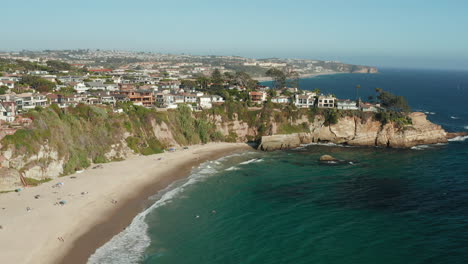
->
[259,112,450,151]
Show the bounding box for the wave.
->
[423,111,436,115]
[411,143,448,150]
[448,135,468,142]
[464,126,468,130]
[225,166,239,171]
[87,152,251,264]
[299,142,355,148]
[239,158,263,165]
[450,116,460,119]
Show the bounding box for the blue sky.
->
[2,0,468,70]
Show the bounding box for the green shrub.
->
[24,177,52,186]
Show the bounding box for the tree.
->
[196,76,210,90]
[286,69,300,89]
[46,60,72,71]
[211,69,224,87]
[19,75,56,93]
[355,85,361,100]
[265,68,286,89]
[312,88,321,94]
[375,88,410,112]
[234,71,257,89]
[181,79,197,89]
[0,85,8,95]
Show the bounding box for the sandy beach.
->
[0,142,251,264]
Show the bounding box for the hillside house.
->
[271,96,291,104]
[249,91,267,104]
[294,94,315,108]
[317,95,336,108]
[0,102,17,122]
[198,96,212,109]
[337,99,358,110]
[119,89,155,107]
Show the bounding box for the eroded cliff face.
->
[0,110,448,191]
[259,112,448,150]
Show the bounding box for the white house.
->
[271,96,291,104]
[337,99,358,110]
[294,94,315,108]
[211,95,225,104]
[15,93,48,110]
[184,94,197,104]
[198,96,212,109]
[317,95,336,108]
[360,103,379,112]
[74,82,89,93]
[0,80,15,89]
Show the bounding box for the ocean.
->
[88,69,468,264]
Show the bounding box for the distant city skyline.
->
[3,0,468,70]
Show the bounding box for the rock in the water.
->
[319,155,337,161]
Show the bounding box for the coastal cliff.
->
[259,112,447,150]
[0,103,450,190]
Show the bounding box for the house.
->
[337,99,358,110]
[211,95,225,104]
[118,84,137,91]
[74,82,88,93]
[0,80,15,89]
[360,103,379,112]
[174,94,185,104]
[294,94,315,108]
[119,89,155,107]
[271,96,291,104]
[0,102,17,122]
[249,91,267,104]
[15,93,49,110]
[198,96,212,109]
[184,94,198,104]
[317,95,336,108]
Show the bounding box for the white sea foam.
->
[87,152,250,264]
[300,142,354,148]
[424,111,436,115]
[464,126,468,130]
[411,143,448,150]
[448,135,468,142]
[450,116,460,119]
[225,166,239,171]
[239,158,259,165]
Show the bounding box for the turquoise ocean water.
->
[89,69,468,264]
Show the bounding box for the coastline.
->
[254,72,347,82]
[0,142,252,264]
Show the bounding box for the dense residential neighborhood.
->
[0,50,382,126]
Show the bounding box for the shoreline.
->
[0,142,252,264]
[255,72,348,82]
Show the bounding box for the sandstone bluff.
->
[0,110,455,191]
[259,112,448,151]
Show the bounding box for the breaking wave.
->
[411,143,448,150]
[448,136,468,142]
[239,158,263,165]
[450,116,460,119]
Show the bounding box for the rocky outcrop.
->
[258,133,311,151]
[260,112,448,150]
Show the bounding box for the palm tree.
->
[355,85,361,100]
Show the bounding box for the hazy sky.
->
[2,0,468,70]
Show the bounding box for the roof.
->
[249,91,265,95]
